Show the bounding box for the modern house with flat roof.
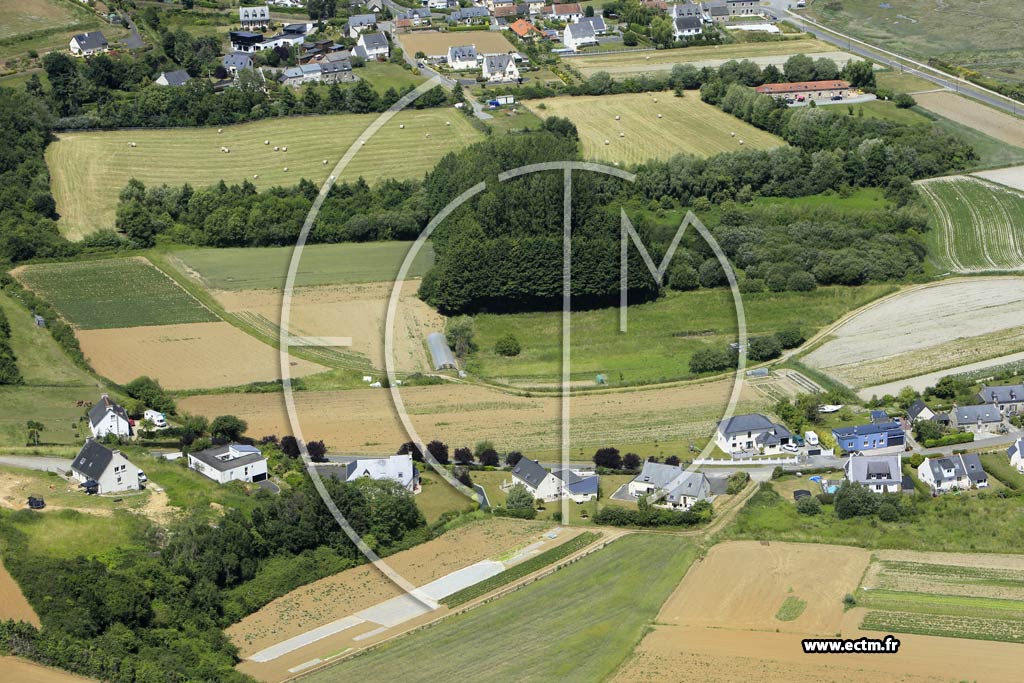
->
[832,421,904,454]
[188,443,268,484]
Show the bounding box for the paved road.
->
[0,455,73,473]
[120,13,145,50]
[771,3,1022,117]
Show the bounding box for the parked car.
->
[138,470,148,483]
[805,430,820,446]
[782,444,800,454]
[831,95,843,100]
[27,496,45,510]
[793,434,806,447]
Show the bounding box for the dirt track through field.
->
[0,558,39,627]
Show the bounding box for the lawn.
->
[0,291,95,387]
[0,508,151,561]
[358,61,428,93]
[874,69,937,94]
[0,386,98,446]
[167,240,435,290]
[980,453,1024,490]
[754,187,887,211]
[846,99,932,125]
[0,0,126,63]
[0,465,150,513]
[468,285,893,385]
[527,92,784,166]
[301,533,697,683]
[415,470,476,523]
[15,257,218,329]
[46,109,484,239]
[135,453,261,514]
[917,176,1024,273]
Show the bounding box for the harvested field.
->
[397,31,514,58]
[179,377,765,454]
[803,278,1024,389]
[0,0,83,39]
[0,557,39,626]
[975,164,1024,192]
[914,91,1024,148]
[2,656,97,683]
[569,39,843,77]
[918,176,1024,272]
[527,92,783,165]
[227,518,555,657]
[78,321,326,390]
[14,257,217,329]
[213,280,442,374]
[47,110,483,239]
[611,541,1024,683]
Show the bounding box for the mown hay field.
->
[528,92,783,166]
[914,91,1024,148]
[47,109,484,239]
[397,31,515,58]
[14,257,217,329]
[918,176,1024,273]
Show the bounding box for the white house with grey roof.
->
[340,454,420,492]
[155,70,192,87]
[509,458,598,503]
[563,21,597,51]
[628,461,711,510]
[239,6,271,30]
[88,394,131,439]
[357,32,389,60]
[715,413,792,455]
[977,383,1024,416]
[222,52,254,73]
[69,31,108,56]
[672,15,703,40]
[347,13,378,39]
[844,454,903,493]
[1008,438,1024,474]
[71,439,142,494]
[447,45,479,70]
[951,404,1004,435]
[917,454,988,493]
[188,443,268,484]
[482,53,519,82]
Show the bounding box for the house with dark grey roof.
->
[1009,437,1024,474]
[88,394,131,438]
[716,413,792,455]
[357,31,389,60]
[69,31,109,56]
[71,439,142,494]
[448,7,490,23]
[917,454,988,492]
[188,443,268,484]
[320,53,356,83]
[509,459,598,502]
[907,399,936,423]
[447,44,479,70]
[155,70,192,87]
[703,0,730,23]
[951,405,1004,435]
[844,454,902,493]
[672,15,703,39]
[563,21,597,51]
[222,52,254,73]
[628,461,712,510]
[977,383,1024,416]
[346,13,378,39]
[482,53,519,82]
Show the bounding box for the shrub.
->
[796,496,822,515]
[923,432,974,448]
[494,333,521,356]
[908,453,925,468]
[843,593,857,608]
[747,335,783,362]
[894,92,917,108]
[593,447,622,469]
[771,465,785,480]
[878,500,899,522]
[775,326,805,349]
[726,471,750,494]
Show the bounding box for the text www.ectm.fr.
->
[802,636,901,654]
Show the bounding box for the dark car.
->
[27,496,45,510]
[831,95,843,100]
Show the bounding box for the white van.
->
[144,409,168,429]
[805,430,819,446]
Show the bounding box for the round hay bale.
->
[657,114,663,119]
[425,133,431,138]
[253,174,259,179]
[739,140,744,145]
[604,139,610,145]
[400,124,405,129]
[282,146,287,152]
[360,140,365,145]
[615,115,620,120]
[446,121,451,126]
[323,159,328,164]
[274,146,279,151]
[730,132,736,137]
[619,132,624,137]
[127,142,132,147]
[218,128,223,134]
[653,98,658,103]
[264,140,270,145]
[283,167,288,171]
[225,148,229,153]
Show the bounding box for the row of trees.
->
[0,307,21,385]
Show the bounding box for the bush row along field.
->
[169,240,435,291]
[469,285,892,385]
[527,92,784,166]
[15,257,218,329]
[918,176,1024,273]
[860,610,1024,644]
[441,531,601,608]
[46,109,484,239]
[300,534,697,683]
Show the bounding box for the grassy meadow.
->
[468,285,893,385]
[528,92,784,166]
[168,240,435,290]
[303,534,697,683]
[46,109,484,239]
[0,0,127,63]
[0,508,151,561]
[0,386,97,446]
[0,292,94,387]
[15,258,217,329]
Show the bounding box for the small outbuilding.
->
[427,332,457,370]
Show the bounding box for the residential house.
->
[917,454,988,493]
[715,413,793,455]
[154,70,192,86]
[222,52,254,73]
[320,53,356,82]
[346,13,378,39]
[260,30,307,51]
[907,399,936,423]
[669,2,703,19]
[357,32,390,60]
[1008,437,1024,474]
[726,0,759,15]
[576,15,607,34]
[951,405,1003,435]
[832,421,905,454]
[509,18,543,40]
[628,461,712,510]
[338,454,420,492]
[844,454,903,493]
[672,15,703,40]
[239,5,271,30]
[448,7,491,24]
[527,0,547,14]
[482,53,519,81]
[563,21,597,51]
[548,2,583,21]
[495,4,528,19]
[703,0,730,23]
[398,8,434,25]
[489,0,518,10]
[230,30,265,53]
[188,443,269,484]
[755,80,851,101]
[69,31,108,56]
[509,458,598,503]
[88,394,131,439]
[870,409,891,424]
[279,63,322,87]
[447,44,479,70]
[71,439,142,494]
[427,0,456,8]
[977,383,1024,416]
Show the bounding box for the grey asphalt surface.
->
[121,14,145,50]
[0,455,73,472]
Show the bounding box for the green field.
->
[805,0,1024,86]
[918,177,1024,273]
[358,61,428,93]
[168,241,436,290]
[528,92,784,166]
[468,285,893,385]
[775,595,807,621]
[980,453,1024,490]
[46,109,484,239]
[16,257,218,329]
[0,291,94,386]
[874,70,937,94]
[302,534,697,683]
[0,386,98,446]
[0,508,151,561]
[415,471,476,523]
[0,0,126,63]
[847,99,932,125]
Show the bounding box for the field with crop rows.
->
[918,177,1024,273]
[14,258,217,329]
